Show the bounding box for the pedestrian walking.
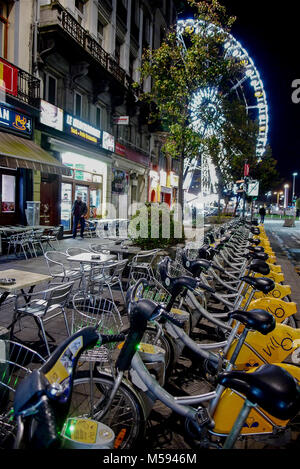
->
[259,205,266,224]
[72,193,88,239]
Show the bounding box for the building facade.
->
[0,0,178,230]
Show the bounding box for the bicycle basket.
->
[156,258,193,282]
[71,293,123,363]
[0,340,45,448]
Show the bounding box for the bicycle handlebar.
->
[29,396,59,449]
[13,326,126,448]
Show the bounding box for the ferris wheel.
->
[176,18,269,197]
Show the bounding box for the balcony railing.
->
[0,58,40,108]
[40,2,137,94]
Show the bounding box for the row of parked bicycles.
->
[1,217,300,450]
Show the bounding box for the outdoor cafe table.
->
[0,269,52,307]
[105,245,141,260]
[67,252,117,290]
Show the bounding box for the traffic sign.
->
[247,180,260,197]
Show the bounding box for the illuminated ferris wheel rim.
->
[176,18,269,160]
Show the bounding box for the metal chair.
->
[127,249,162,284]
[44,251,83,284]
[12,281,74,356]
[118,219,129,239]
[87,259,128,307]
[89,241,116,253]
[28,229,47,257]
[84,221,97,238]
[65,247,92,274]
[6,232,34,259]
[41,227,61,250]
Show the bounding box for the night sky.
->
[179,1,300,192]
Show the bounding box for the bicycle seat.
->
[251,227,261,235]
[241,276,274,294]
[249,237,261,246]
[247,245,265,253]
[229,309,275,335]
[249,259,270,276]
[245,251,269,262]
[218,364,300,421]
[198,245,211,260]
[182,256,211,276]
[220,235,231,244]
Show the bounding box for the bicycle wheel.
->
[69,370,146,449]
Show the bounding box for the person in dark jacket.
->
[259,205,266,224]
[72,193,88,239]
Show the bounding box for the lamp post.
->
[292,172,298,205]
[284,184,289,214]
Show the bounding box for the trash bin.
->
[25,201,40,226]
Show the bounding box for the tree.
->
[136,0,241,217]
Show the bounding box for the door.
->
[40,173,60,226]
[75,185,88,204]
[0,170,18,225]
[90,186,102,218]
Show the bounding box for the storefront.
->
[170,171,179,208]
[148,167,179,208]
[149,169,160,203]
[37,101,113,233]
[113,142,150,218]
[0,102,71,226]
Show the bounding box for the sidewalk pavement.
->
[264,220,300,320]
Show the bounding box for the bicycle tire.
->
[69,370,146,449]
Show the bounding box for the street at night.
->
[1,0,300,459]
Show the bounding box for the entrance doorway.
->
[60,180,102,233]
[40,174,60,226]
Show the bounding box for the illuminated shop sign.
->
[102,131,115,152]
[65,114,101,146]
[40,100,63,131]
[0,103,32,136]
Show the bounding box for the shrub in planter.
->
[128,203,185,250]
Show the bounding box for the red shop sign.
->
[115,142,126,157]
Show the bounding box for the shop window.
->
[74,91,82,118]
[1,174,15,213]
[44,73,57,106]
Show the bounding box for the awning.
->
[0,132,72,176]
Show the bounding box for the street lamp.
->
[274,191,283,209]
[284,184,289,211]
[292,172,298,204]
